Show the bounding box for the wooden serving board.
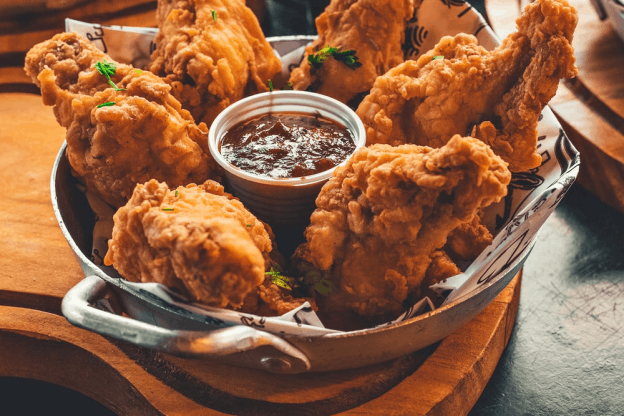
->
[485,0,624,213]
[0,92,521,415]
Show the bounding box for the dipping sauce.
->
[219,112,356,178]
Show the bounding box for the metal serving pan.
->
[54,139,545,374]
[54,19,579,373]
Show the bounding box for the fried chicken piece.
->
[444,209,493,261]
[149,0,282,126]
[356,0,578,172]
[24,32,220,208]
[294,135,511,317]
[422,250,462,289]
[104,180,274,308]
[239,277,318,317]
[288,0,415,107]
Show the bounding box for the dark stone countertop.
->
[471,183,624,415]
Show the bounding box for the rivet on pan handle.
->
[62,276,311,373]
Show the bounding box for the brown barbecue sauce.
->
[220,113,356,178]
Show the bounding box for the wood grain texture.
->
[485,0,624,213]
[0,284,521,415]
[0,91,521,414]
[0,0,157,94]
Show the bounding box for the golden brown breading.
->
[444,209,493,261]
[356,0,577,172]
[241,278,318,316]
[149,0,282,126]
[294,135,511,317]
[24,32,220,208]
[423,250,462,288]
[104,180,274,308]
[288,0,415,107]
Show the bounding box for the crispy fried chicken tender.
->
[356,0,578,172]
[149,0,282,125]
[288,0,416,107]
[104,180,273,308]
[24,32,219,208]
[295,136,511,317]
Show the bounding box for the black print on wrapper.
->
[90,248,104,265]
[293,306,316,326]
[496,172,545,229]
[554,128,580,177]
[500,191,551,244]
[403,11,427,57]
[86,25,107,53]
[240,315,266,329]
[476,229,532,286]
[474,23,488,37]
[457,6,472,18]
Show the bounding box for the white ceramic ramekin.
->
[208,90,366,226]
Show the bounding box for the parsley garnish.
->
[135,69,143,74]
[162,208,174,211]
[211,10,217,21]
[95,59,125,91]
[268,79,273,92]
[432,55,443,60]
[265,268,292,291]
[97,101,115,108]
[308,45,361,70]
[284,82,294,90]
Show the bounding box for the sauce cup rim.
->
[208,90,366,186]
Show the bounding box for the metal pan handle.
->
[62,276,311,373]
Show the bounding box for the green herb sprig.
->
[265,267,292,291]
[95,59,125,91]
[211,10,217,21]
[308,45,361,70]
[97,101,115,108]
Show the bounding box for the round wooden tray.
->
[0,92,521,415]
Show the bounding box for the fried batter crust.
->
[104,180,273,308]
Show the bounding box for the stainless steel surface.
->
[62,275,311,373]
